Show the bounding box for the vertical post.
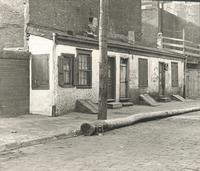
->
[23,0,30,51]
[157,0,163,49]
[157,32,163,49]
[182,29,187,98]
[52,33,57,117]
[158,0,163,33]
[182,28,185,54]
[98,0,109,120]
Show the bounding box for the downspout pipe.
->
[52,33,57,117]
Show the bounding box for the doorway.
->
[107,57,116,100]
[120,58,128,98]
[159,62,166,96]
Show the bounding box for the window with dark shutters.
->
[32,54,49,90]
[57,50,92,89]
[171,62,178,87]
[58,54,75,87]
[138,58,148,88]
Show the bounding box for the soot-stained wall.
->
[28,0,141,40]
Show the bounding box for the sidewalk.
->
[0,99,200,152]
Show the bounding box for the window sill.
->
[139,86,148,88]
[59,85,75,88]
[76,85,92,89]
[32,85,50,90]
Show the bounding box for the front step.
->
[76,99,98,114]
[159,96,171,102]
[107,99,115,103]
[107,102,123,109]
[140,94,159,106]
[171,94,185,102]
[121,102,134,107]
[120,98,130,102]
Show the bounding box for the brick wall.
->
[0,50,30,116]
[28,0,141,41]
[142,8,200,47]
[0,0,24,49]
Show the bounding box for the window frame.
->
[58,53,75,88]
[76,49,92,89]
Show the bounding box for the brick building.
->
[26,0,142,42]
[0,0,24,49]
[141,0,200,47]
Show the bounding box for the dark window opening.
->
[171,62,178,87]
[138,58,148,88]
[32,54,49,90]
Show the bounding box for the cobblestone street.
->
[1,111,200,171]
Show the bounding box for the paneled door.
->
[120,58,128,98]
[107,57,116,100]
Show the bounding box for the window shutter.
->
[41,55,49,86]
[89,56,92,86]
[138,58,148,87]
[171,62,178,87]
[32,55,38,89]
[73,57,78,86]
[58,56,64,87]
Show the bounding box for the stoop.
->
[76,99,98,114]
[171,95,185,102]
[140,94,159,106]
[107,102,123,109]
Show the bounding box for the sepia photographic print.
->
[0,0,200,170]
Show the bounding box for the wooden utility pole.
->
[158,0,163,33]
[98,0,109,120]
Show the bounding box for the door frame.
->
[159,62,166,96]
[120,57,129,99]
[107,57,116,100]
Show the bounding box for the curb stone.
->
[0,129,82,153]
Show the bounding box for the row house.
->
[25,0,185,116]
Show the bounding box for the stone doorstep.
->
[171,94,185,102]
[139,94,160,106]
[0,129,82,153]
[107,102,123,109]
[159,96,172,102]
[121,102,134,107]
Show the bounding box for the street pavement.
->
[0,99,200,152]
[1,110,200,171]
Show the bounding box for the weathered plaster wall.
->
[28,35,184,116]
[55,45,100,115]
[129,55,184,102]
[0,0,24,49]
[55,44,184,114]
[29,35,54,116]
[28,0,141,40]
